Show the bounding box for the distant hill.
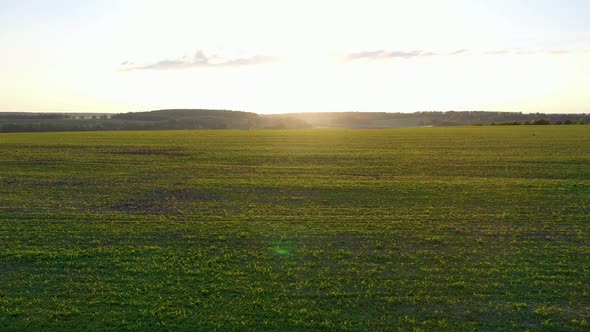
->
[111,109,311,130]
[0,109,311,132]
[0,110,587,132]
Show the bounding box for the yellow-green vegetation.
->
[1,126,589,330]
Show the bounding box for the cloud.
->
[548,50,570,55]
[483,50,512,55]
[482,49,546,56]
[484,49,578,56]
[343,50,435,61]
[122,51,279,71]
[222,55,280,66]
[451,49,470,55]
[420,52,438,57]
[341,48,586,62]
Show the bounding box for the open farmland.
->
[1,126,589,330]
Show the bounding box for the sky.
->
[1,0,589,114]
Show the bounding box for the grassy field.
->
[1,126,589,330]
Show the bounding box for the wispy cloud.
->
[548,50,570,55]
[122,51,278,71]
[483,49,577,56]
[342,50,438,61]
[343,48,584,62]
[483,50,512,55]
[124,48,585,70]
[451,49,470,55]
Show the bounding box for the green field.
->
[1,126,589,330]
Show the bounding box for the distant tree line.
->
[0,109,311,132]
[0,110,587,132]
[490,118,586,126]
[285,111,589,128]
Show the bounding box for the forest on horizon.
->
[0,109,587,133]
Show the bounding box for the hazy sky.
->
[1,0,589,114]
